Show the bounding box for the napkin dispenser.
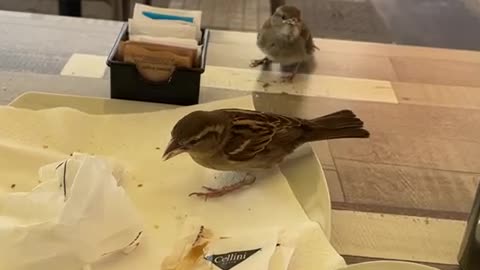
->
[106,23,210,106]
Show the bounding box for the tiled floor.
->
[169,0,271,31]
[372,0,480,50]
[285,0,392,43]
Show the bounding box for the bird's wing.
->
[261,17,272,32]
[257,18,271,43]
[301,24,317,54]
[221,109,304,161]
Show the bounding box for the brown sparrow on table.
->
[250,5,318,81]
[163,109,369,199]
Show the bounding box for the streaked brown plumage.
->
[163,109,369,198]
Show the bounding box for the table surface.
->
[2,9,480,270]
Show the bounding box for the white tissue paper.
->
[129,3,202,41]
[128,19,197,40]
[0,153,144,270]
[133,3,202,40]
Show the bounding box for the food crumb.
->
[137,184,143,188]
[42,145,48,149]
[155,147,160,150]
[10,184,16,189]
[154,225,160,229]
[262,82,270,89]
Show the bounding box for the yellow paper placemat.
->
[0,96,345,269]
[8,92,333,237]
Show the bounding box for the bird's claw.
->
[188,187,228,200]
[250,58,271,68]
[281,62,300,82]
[201,185,218,192]
[188,176,256,200]
[249,60,261,68]
[188,191,212,200]
[281,73,295,83]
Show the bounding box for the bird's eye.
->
[281,15,287,20]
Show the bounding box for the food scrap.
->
[257,80,271,90]
[161,225,213,270]
[137,184,143,188]
[10,184,16,189]
[193,226,204,245]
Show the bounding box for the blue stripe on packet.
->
[142,11,194,23]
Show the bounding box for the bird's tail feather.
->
[304,110,370,141]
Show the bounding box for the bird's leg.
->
[250,57,272,68]
[282,62,301,82]
[189,174,256,199]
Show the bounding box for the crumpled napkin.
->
[0,153,144,270]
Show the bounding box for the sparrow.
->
[250,5,318,81]
[163,108,369,199]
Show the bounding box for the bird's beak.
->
[162,139,186,161]
[283,18,298,25]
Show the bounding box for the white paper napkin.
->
[128,18,197,41]
[132,3,202,40]
[0,153,144,270]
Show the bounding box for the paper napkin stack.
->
[117,3,203,82]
